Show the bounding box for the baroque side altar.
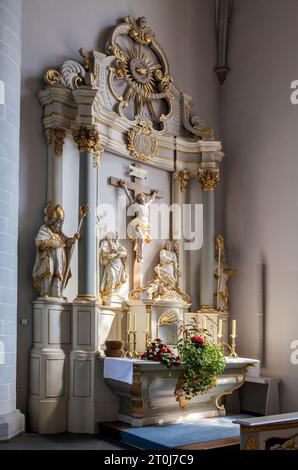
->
[28,15,250,435]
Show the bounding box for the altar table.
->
[102,357,258,427]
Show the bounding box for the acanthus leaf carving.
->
[44,58,86,90]
[72,127,104,167]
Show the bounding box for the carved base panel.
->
[28,396,68,434]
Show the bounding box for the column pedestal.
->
[28,300,72,434]
[68,301,101,433]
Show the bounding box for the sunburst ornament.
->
[107,16,173,129]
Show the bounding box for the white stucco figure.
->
[99,231,127,303]
[33,204,78,298]
[129,239,190,304]
[119,179,157,263]
[155,239,180,288]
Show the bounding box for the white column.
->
[172,170,189,293]
[68,127,105,433]
[0,0,25,440]
[45,128,66,205]
[197,167,220,310]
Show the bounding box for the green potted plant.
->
[175,326,226,404]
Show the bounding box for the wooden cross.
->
[109,164,163,289]
[109,177,163,199]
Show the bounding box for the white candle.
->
[132,313,136,332]
[202,316,207,332]
[127,312,132,332]
[218,319,223,338]
[232,319,236,337]
[146,312,150,332]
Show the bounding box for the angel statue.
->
[33,204,80,298]
[99,231,128,304]
[119,179,157,263]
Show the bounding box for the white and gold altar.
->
[29,15,256,434]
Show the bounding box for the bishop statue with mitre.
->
[33,203,79,298]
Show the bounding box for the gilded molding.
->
[72,127,104,167]
[197,168,220,191]
[240,422,298,434]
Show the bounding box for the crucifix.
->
[109,164,163,288]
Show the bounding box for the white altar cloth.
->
[104,358,155,384]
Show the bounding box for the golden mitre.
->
[46,203,65,220]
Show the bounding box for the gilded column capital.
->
[197,168,220,191]
[72,127,104,166]
[173,170,190,192]
[45,128,66,157]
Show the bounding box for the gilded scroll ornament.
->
[181,94,214,140]
[44,69,66,87]
[127,119,158,162]
[197,168,220,191]
[44,59,86,90]
[245,435,258,450]
[72,127,104,167]
[125,16,155,45]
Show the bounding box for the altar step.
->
[98,415,251,450]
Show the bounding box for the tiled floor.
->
[0,432,129,450]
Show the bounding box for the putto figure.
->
[119,179,157,263]
[99,231,128,304]
[33,204,79,298]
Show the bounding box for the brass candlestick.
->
[144,330,151,349]
[228,335,238,359]
[124,331,133,359]
[131,331,140,358]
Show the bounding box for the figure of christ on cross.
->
[119,179,158,263]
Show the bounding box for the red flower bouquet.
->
[141,339,181,368]
[191,335,205,348]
